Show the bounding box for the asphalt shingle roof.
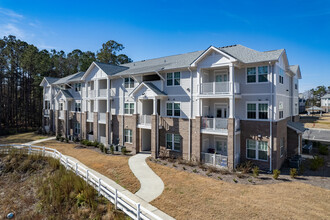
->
[61,89,74,99]
[144,82,167,96]
[45,77,60,84]
[321,94,330,99]
[53,72,85,85]
[287,121,307,133]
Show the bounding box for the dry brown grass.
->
[0,132,47,144]
[42,140,140,193]
[147,160,330,220]
[301,113,330,129]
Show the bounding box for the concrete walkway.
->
[128,153,165,202]
[25,136,56,145]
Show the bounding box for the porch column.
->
[153,97,157,115]
[228,63,235,171]
[134,99,138,115]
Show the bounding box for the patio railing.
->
[201,152,228,167]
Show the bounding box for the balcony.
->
[44,93,50,99]
[98,113,106,123]
[88,90,95,98]
[87,112,94,122]
[201,118,228,135]
[200,82,240,95]
[201,152,228,167]
[98,89,107,98]
[59,111,64,120]
[138,115,151,129]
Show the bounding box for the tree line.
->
[304,85,330,108]
[0,35,132,135]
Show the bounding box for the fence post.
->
[115,189,118,210]
[98,178,101,196]
[59,153,62,163]
[86,170,89,184]
[66,158,68,169]
[75,163,78,175]
[213,153,216,166]
[42,146,45,156]
[136,203,140,220]
[29,145,32,154]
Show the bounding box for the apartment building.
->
[40,44,303,171]
[321,94,330,112]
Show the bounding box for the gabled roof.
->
[53,72,85,85]
[39,77,60,86]
[190,46,237,67]
[55,89,74,100]
[321,94,330,99]
[287,121,307,134]
[289,65,302,79]
[129,82,167,97]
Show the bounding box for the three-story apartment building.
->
[40,44,303,171]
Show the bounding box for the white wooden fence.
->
[0,144,163,220]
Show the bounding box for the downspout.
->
[120,77,125,146]
[188,67,193,161]
[269,62,273,172]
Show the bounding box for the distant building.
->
[321,94,330,112]
[298,93,306,113]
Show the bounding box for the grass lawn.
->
[0,132,48,144]
[147,160,330,220]
[42,140,140,193]
[300,113,330,129]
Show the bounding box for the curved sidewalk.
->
[128,153,164,202]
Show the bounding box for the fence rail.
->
[0,144,163,220]
[201,152,228,167]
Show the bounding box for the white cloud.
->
[0,23,25,39]
[0,8,23,19]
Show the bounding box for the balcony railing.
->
[88,134,94,141]
[201,118,228,131]
[138,115,151,126]
[87,112,93,121]
[98,113,106,122]
[100,136,106,145]
[98,89,107,97]
[59,111,64,119]
[201,152,228,167]
[200,82,240,95]
[88,90,95,98]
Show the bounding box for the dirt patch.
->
[147,159,330,220]
[300,113,330,129]
[42,140,140,193]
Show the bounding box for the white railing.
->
[88,90,95,98]
[100,136,106,145]
[87,112,94,121]
[88,134,94,141]
[235,118,240,131]
[0,144,163,220]
[44,93,50,99]
[138,115,151,126]
[200,82,240,95]
[201,152,228,167]
[59,111,64,119]
[99,113,106,122]
[201,118,228,131]
[98,89,107,97]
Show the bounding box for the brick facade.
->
[191,117,201,161]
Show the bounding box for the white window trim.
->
[124,129,133,143]
[166,101,181,118]
[245,65,269,84]
[74,83,82,92]
[246,101,270,121]
[166,72,181,87]
[246,139,268,161]
[166,133,181,152]
[124,77,135,89]
[74,122,81,134]
[124,102,135,115]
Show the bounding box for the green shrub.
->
[233,178,238,183]
[192,169,198,173]
[290,168,298,178]
[60,137,64,142]
[273,169,280,180]
[86,141,93,146]
[182,166,186,170]
[92,141,99,148]
[310,156,325,171]
[56,135,60,141]
[98,143,104,152]
[110,145,114,154]
[121,147,127,155]
[319,145,329,155]
[65,138,69,143]
[237,161,254,174]
[252,166,259,178]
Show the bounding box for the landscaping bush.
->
[86,141,93,146]
[56,135,60,141]
[290,168,298,178]
[319,145,329,155]
[110,145,114,154]
[236,161,254,174]
[252,166,259,178]
[273,169,280,180]
[92,141,99,148]
[60,137,65,142]
[310,156,325,171]
[65,138,69,143]
[121,147,127,155]
[104,147,109,154]
[98,143,104,152]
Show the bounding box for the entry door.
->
[215,72,228,82]
[215,138,227,155]
[215,105,228,118]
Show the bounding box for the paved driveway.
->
[303,128,330,143]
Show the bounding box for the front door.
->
[215,138,227,155]
[215,72,228,82]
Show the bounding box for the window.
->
[279,111,284,119]
[246,139,268,161]
[124,77,134,88]
[166,102,180,117]
[60,103,63,111]
[280,137,285,157]
[258,103,268,119]
[166,72,180,86]
[258,66,268,82]
[74,122,80,134]
[247,67,256,83]
[247,103,256,119]
[74,83,81,92]
[124,103,134,114]
[124,129,132,143]
[295,83,298,90]
[166,133,181,151]
[75,102,81,112]
[295,103,298,115]
[279,68,284,84]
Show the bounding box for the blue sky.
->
[0,0,329,92]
